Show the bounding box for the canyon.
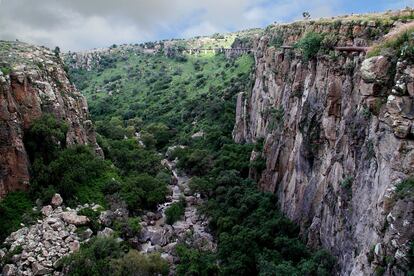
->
[0,8,413,276]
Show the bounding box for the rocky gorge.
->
[232,10,414,275]
[0,8,413,276]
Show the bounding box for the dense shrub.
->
[0,192,34,241]
[60,237,124,275]
[173,148,213,176]
[295,32,324,61]
[367,27,414,60]
[121,173,167,212]
[165,198,186,225]
[111,250,169,276]
[107,139,162,176]
[144,122,172,150]
[395,176,414,199]
[24,114,68,163]
[175,244,218,275]
[30,145,115,205]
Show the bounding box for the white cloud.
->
[182,21,220,38]
[0,0,407,51]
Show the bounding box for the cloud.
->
[0,0,412,51]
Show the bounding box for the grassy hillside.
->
[69,49,254,146]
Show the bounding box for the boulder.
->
[61,212,89,226]
[80,228,93,240]
[50,194,63,208]
[97,227,114,238]
[2,264,17,276]
[361,56,391,83]
[32,262,50,275]
[99,210,114,226]
[69,240,80,252]
[40,205,53,216]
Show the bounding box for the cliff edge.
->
[0,41,102,198]
[233,10,414,275]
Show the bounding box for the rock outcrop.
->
[0,41,102,198]
[233,10,414,275]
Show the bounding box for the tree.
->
[111,250,169,276]
[54,46,61,58]
[165,198,186,225]
[302,11,311,20]
[121,173,167,212]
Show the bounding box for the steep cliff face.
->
[0,41,102,198]
[233,12,414,275]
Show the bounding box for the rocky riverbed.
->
[138,158,216,266]
[0,157,216,275]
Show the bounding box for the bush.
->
[0,66,12,75]
[295,32,324,61]
[144,123,172,150]
[60,237,124,275]
[107,139,162,176]
[269,33,284,48]
[0,191,34,242]
[189,177,214,197]
[121,173,167,212]
[30,145,114,205]
[113,217,142,239]
[395,176,414,199]
[367,27,414,60]
[24,114,68,163]
[175,244,218,276]
[165,198,186,225]
[173,148,213,176]
[111,250,169,276]
[78,208,102,233]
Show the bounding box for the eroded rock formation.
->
[233,13,414,275]
[0,41,102,198]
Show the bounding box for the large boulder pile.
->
[0,194,109,276]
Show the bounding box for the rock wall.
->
[0,41,102,198]
[233,12,414,275]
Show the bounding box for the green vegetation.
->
[367,26,414,60]
[175,244,219,275]
[269,32,284,48]
[111,249,169,276]
[121,173,168,212]
[165,198,186,225]
[0,66,12,75]
[59,237,169,275]
[67,48,334,273]
[78,208,102,233]
[395,176,414,199]
[0,192,37,241]
[295,32,324,61]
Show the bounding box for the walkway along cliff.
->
[232,13,414,275]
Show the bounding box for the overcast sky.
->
[0,0,413,51]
